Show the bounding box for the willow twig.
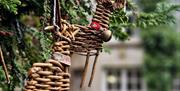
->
[0,46,10,84]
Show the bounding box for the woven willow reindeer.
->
[24,0,125,91]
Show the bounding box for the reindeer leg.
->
[80,51,90,88]
[88,50,100,87]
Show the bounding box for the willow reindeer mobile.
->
[24,0,125,90]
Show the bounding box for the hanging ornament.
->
[101,29,112,42]
[90,22,101,31]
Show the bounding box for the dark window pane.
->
[137,70,142,78]
[137,82,141,89]
[107,83,112,90]
[128,83,132,90]
[106,69,121,90]
[106,68,144,91]
[127,70,132,77]
[117,82,121,89]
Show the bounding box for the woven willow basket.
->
[24,59,70,91]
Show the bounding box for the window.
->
[127,69,142,91]
[104,68,146,91]
[106,69,121,91]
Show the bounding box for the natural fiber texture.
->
[70,26,103,55]
[0,46,10,83]
[24,59,70,91]
[24,20,78,91]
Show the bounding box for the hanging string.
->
[56,0,61,29]
[53,0,60,32]
[123,0,127,12]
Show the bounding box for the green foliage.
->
[102,44,111,54]
[141,25,180,91]
[0,0,21,14]
[33,29,53,60]
[138,0,165,12]
[110,10,129,40]
[139,1,180,91]
[110,1,137,40]
[136,3,180,28]
[60,0,91,25]
[0,67,6,82]
[142,26,180,55]
[110,1,180,41]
